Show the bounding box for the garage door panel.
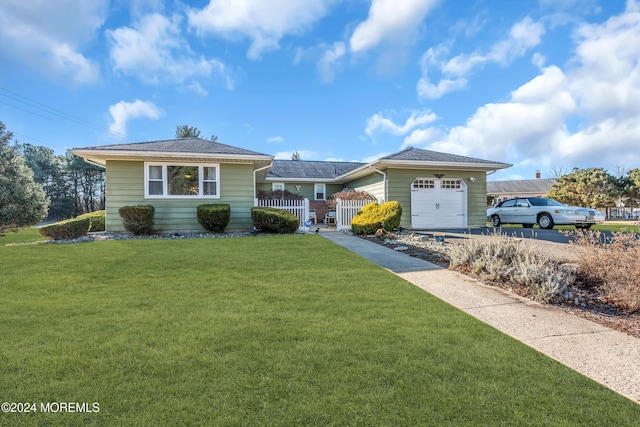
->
[411,178,466,228]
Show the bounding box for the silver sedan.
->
[487,197,605,230]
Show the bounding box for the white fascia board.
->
[376,160,512,171]
[262,177,336,183]
[69,149,273,165]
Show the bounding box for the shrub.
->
[77,210,106,232]
[197,204,231,233]
[447,232,575,302]
[251,207,299,234]
[351,201,402,235]
[118,205,155,235]
[39,217,91,240]
[570,230,640,313]
[326,190,376,210]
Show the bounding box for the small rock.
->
[394,246,409,251]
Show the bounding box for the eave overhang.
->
[69,149,274,169]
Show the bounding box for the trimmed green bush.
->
[197,204,231,233]
[251,207,299,234]
[119,205,155,235]
[39,217,91,240]
[77,210,106,232]
[351,201,402,235]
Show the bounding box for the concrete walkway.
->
[320,230,640,404]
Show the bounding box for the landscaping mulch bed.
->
[357,233,640,340]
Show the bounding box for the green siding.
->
[105,161,255,232]
[385,169,488,228]
[256,182,342,200]
[344,174,385,201]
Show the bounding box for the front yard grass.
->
[1,235,639,425]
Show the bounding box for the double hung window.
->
[145,163,220,198]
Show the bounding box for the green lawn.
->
[1,235,638,425]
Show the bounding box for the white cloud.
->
[487,17,545,65]
[317,42,346,83]
[188,0,334,59]
[416,75,467,99]
[349,0,439,53]
[267,136,285,143]
[418,16,545,99]
[428,2,640,172]
[107,13,232,89]
[402,127,440,148]
[108,100,163,137]
[428,65,575,163]
[366,109,438,138]
[0,0,106,84]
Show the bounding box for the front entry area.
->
[410,178,466,228]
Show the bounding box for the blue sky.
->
[1,0,638,180]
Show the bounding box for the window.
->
[148,165,163,195]
[145,163,219,198]
[413,179,434,189]
[441,179,462,189]
[272,183,285,191]
[314,183,326,200]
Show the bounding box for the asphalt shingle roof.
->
[382,147,509,165]
[268,160,365,179]
[75,138,271,157]
[487,178,557,194]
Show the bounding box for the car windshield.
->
[527,198,565,207]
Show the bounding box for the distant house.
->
[487,172,556,206]
[71,138,510,232]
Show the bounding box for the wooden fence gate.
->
[335,199,373,231]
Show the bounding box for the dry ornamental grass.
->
[362,227,640,338]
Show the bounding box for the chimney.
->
[535,170,541,179]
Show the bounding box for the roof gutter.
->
[69,149,273,162]
[369,165,387,202]
[253,162,273,203]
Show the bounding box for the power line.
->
[0,87,129,141]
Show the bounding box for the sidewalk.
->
[320,230,640,404]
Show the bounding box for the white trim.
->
[144,162,220,199]
[272,182,285,191]
[410,177,467,228]
[314,183,326,200]
[70,149,272,164]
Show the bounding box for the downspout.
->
[253,162,273,205]
[369,165,387,202]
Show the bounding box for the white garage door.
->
[411,178,466,228]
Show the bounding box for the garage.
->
[410,178,466,228]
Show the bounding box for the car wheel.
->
[491,215,501,227]
[522,224,534,228]
[537,213,554,229]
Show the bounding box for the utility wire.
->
[0,87,129,141]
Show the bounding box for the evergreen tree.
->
[175,125,202,139]
[0,122,49,235]
[547,168,616,208]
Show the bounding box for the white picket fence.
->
[335,199,373,231]
[256,198,310,230]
